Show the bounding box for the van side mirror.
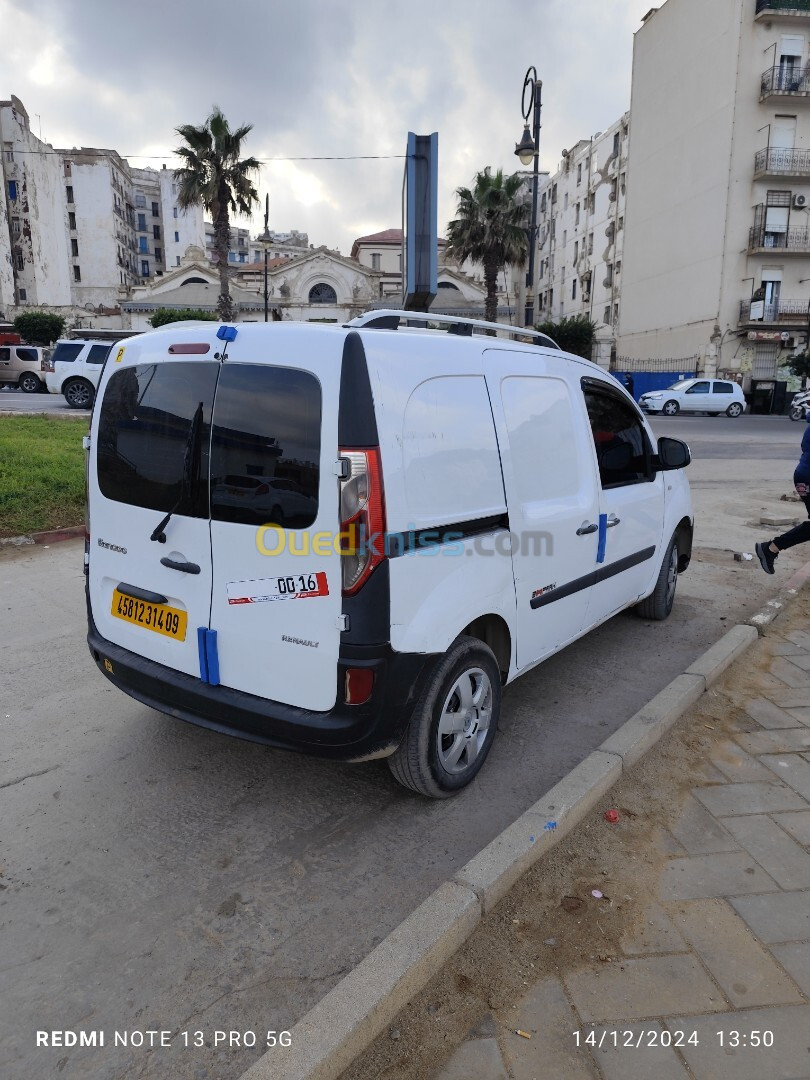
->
[655,436,691,471]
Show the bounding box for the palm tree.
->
[174,107,261,321]
[445,167,529,324]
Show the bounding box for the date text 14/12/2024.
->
[573,1029,775,1049]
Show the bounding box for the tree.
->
[445,167,529,324]
[174,106,260,321]
[148,308,219,328]
[785,351,810,389]
[13,311,65,344]
[534,314,598,360]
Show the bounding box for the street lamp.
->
[515,66,542,328]
[257,193,272,322]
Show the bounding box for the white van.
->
[85,312,693,798]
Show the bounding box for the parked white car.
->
[639,378,746,417]
[45,339,114,409]
[85,313,694,798]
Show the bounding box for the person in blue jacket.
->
[756,414,810,573]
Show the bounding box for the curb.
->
[0,524,84,548]
[0,409,90,418]
[239,562,810,1080]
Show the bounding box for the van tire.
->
[388,636,501,798]
[726,402,743,418]
[64,379,94,409]
[635,534,679,621]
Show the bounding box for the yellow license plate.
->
[111,588,187,641]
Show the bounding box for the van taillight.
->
[338,447,386,595]
[345,667,375,705]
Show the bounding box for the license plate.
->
[111,588,187,641]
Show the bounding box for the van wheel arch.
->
[460,613,512,680]
[674,516,693,573]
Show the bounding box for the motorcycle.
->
[790,389,810,421]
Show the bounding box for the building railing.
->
[748,225,810,251]
[761,65,810,95]
[754,145,810,174]
[757,0,810,12]
[739,297,810,321]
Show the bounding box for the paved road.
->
[0,388,87,414]
[1,416,808,1080]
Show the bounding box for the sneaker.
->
[755,541,777,575]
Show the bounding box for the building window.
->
[562,230,567,248]
[575,202,580,226]
[371,253,381,270]
[615,260,621,275]
[155,247,162,262]
[8,180,17,200]
[152,201,159,216]
[68,211,76,230]
[171,183,176,195]
[176,256,181,266]
[74,265,81,282]
[174,231,179,242]
[3,144,13,162]
[577,162,582,186]
[137,213,146,231]
[614,303,619,324]
[605,263,614,286]
[135,194,146,208]
[618,216,624,231]
[11,217,20,238]
[588,233,593,255]
[153,225,161,239]
[572,279,577,300]
[173,207,178,218]
[66,185,74,203]
[613,131,620,156]
[604,305,611,325]
[589,193,595,214]
[141,260,150,276]
[139,236,148,253]
[309,282,338,304]
[551,183,557,204]
[18,288,26,300]
[15,251,24,271]
[71,238,79,256]
[574,240,579,261]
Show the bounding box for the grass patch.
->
[0,416,89,537]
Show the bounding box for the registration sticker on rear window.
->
[227,573,329,605]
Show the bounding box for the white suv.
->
[45,339,114,409]
[639,378,746,417]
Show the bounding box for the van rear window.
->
[97,362,219,515]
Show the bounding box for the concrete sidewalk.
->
[429,608,810,1079]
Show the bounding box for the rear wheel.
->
[64,379,94,409]
[726,402,743,418]
[635,535,679,621]
[662,399,679,416]
[19,372,41,393]
[388,636,501,798]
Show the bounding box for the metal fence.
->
[754,146,810,175]
[761,66,810,95]
[612,356,700,374]
[748,225,810,252]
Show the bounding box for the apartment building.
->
[533,114,630,363]
[203,221,306,268]
[131,167,165,281]
[0,95,71,311]
[159,165,206,269]
[619,0,810,395]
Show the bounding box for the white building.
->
[160,165,206,270]
[0,95,71,311]
[619,0,810,394]
[530,114,630,364]
[204,220,309,268]
[131,167,165,281]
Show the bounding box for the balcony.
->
[749,224,810,252]
[739,297,810,325]
[754,145,810,177]
[756,0,810,19]
[760,65,810,100]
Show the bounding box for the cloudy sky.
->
[3,0,656,254]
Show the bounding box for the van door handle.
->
[160,557,201,575]
[576,522,598,535]
[118,583,168,605]
[606,514,621,528]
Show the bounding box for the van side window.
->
[713,381,734,394]
[582,381,653,489]
[15,348,38,362]
[210,365,321,530]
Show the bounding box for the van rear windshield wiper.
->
[150,402,204,542]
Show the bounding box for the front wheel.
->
[63,379,94,409]
[790,406,804,421]
[726,402,743,418]
[662,400,680,416]
[635,535,679,621]
[19,372,42,393]
[388,636,501,798]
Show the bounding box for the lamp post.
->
[515,66,542,328]
[257,194,272,322]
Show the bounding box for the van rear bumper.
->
[87,615,437,762]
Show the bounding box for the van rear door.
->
[208,358,343,712]
[90,358,219,678]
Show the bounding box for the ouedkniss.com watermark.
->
[255,523,554,558]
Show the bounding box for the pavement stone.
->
[786,629,810,649]
[730,890,810,943]
[770,941,810,996]
[503,976,597,1080]
[788,705,810,726]
[659,852,778,900]
[771,641,809,656]
[670,898,803,1007]
[735,728,810,754]
[587,1022,690,1080]
[709,740,774,783]
[772,809,810,846]
[770,656,810,688]
[723,813,810,889]
[693,781,807,816]
[783,650,810,671]
[620,903,686,957]
[563,955,724,1022]
[670,1004,810,1080]
[744,697,803,729]
[760,753,810,799]
[435,1037,508,1080]
[668,793,739,855]
[767,688,810,709]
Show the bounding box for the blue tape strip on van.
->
[205,629,220,687]
[197,627,209,683]
[596,513,608,564]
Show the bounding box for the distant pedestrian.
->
[624,373,635,399]
[756,414,810,573]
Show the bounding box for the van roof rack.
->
[346,309,560,350]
